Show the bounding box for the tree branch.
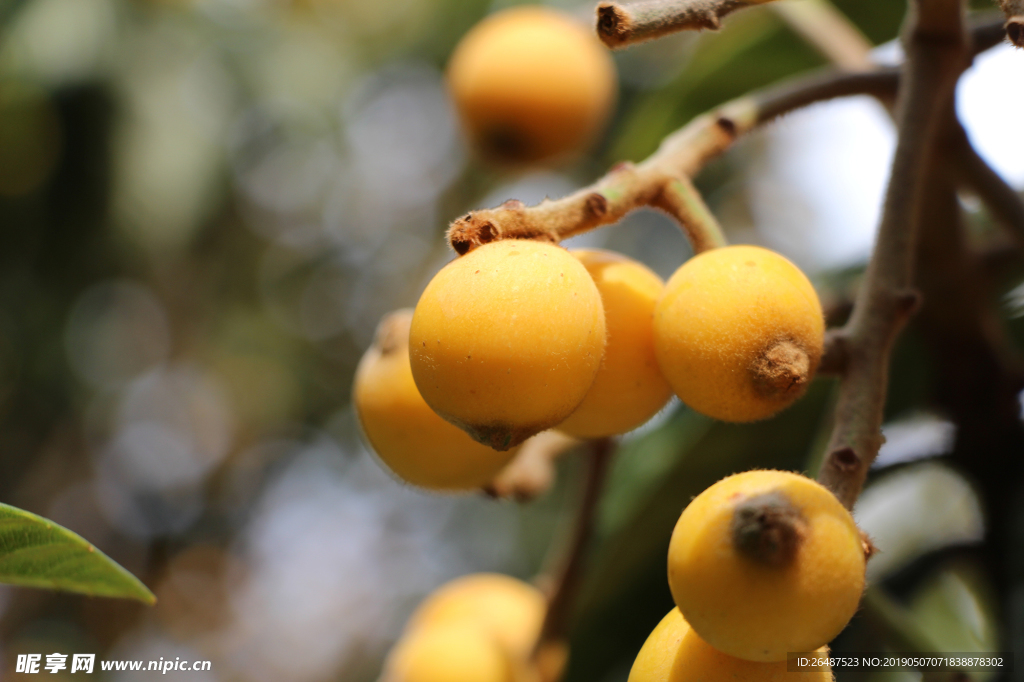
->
[596,0,751,48]
[816,0,969,509]
[771,0,874,70]
[947,120,1024,246]
[447,68,903,256]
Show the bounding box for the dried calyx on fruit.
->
[654,245,825,423]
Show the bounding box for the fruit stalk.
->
[535,438,614,662]
[816,0,969,509]
[447,66,904,257]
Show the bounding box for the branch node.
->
[894,288,922,316]
[732,491,807,568]
[715,115,738,138]
[830,446,860,474]
[585,192,609,219]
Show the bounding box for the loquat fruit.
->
[406,573,546,659]
[667,470,866,662]
[410,239,607,450]
[446,6,617,164]
[653,245,824,422]
[629,607,834,682]
[558,249,672,438]
[354,309,517,490]
[381,623,513,682]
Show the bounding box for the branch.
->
[816,0,969,509]
[596,0,750,48]
[535,438,614,658]
[448,67,901,256]
[771,0,874,70]
[947,120,1024,246]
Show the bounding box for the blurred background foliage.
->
[0,0,1022,679]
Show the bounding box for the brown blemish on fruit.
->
[732,491,807,568]
[750,339,812,399]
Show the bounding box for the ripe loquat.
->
[381,623,513,682]
[353,309,517,490]
[667,470,866,662]
[629,608,834,682]
[653,245,824,422]
[406,573,546,659]
[557,249,672,438]
[410,239,607,450]
[446,6,617,164]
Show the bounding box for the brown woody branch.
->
[447,13,1005,258]
[947,120,1024,246]
[771,0,874,70]
[595,0,750,48]
[816,0,970,509]
[447,68,903,256]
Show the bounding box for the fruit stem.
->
[534,438,614,667]
[655,177,727,253]
[483,431,582,501]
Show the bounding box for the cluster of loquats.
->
[352,3,829,489]
[630,470,869,681]
[380,574,565,682]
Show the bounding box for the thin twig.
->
[596,0,750,48]
[535,438,614,653]
[771,0,874,70]
[947,120,1024,246]
[816,0,969,509]
[484,431,581,501]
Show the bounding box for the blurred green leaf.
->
[0,502,155,604]
[909,560,999,655]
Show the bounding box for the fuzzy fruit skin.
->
[653,245,824,422]
[668,470,865,662]
[629,608,834,682]
[557,249,672,438]
[410,240,607,450]
[383,623,513,682]
[447,6,617,164]
[354,310,517,490]
[406,573,546,659]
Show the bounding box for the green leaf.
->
[0,503,155,604]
